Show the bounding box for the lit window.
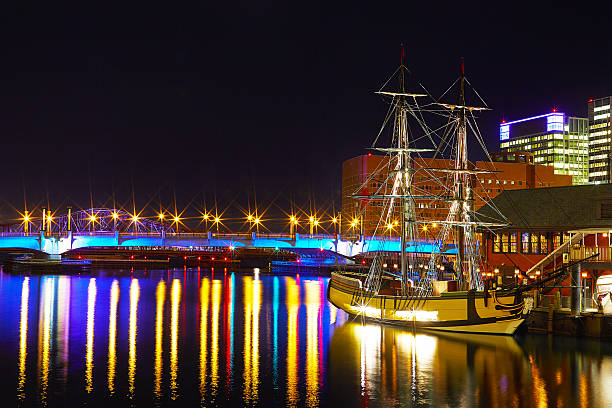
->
[546,113,564,132]
[500,124,510,140]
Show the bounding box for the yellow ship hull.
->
[328,273,525,335]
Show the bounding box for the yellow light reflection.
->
[17,277,30,402]
[154,280,166,399]
[170,279,181,400]
[305,280,321,406]
[242,275,262,404]
[199,278,210,402]
[38,277,55,405]
[128,279,140,399]
[286,277,300,406]
[108,280,119,394]
[57,276,71,388]
[85,278,97,393]
[211,280,222,396]
[243,276,253,404]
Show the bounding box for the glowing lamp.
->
[386,223,393,230]
[112,212,119,219]
[314,220,319,226]
[254,218,260,224]
[383,263,387,268]
[514,269,520,275]
[132,215,139,222]
[290,216,296,222]
[494,268,499,274]
[174,216,180,223]
[247,215,253,221]
[332,218,337,223]
[581,272,587,278]
[203,214,209,220]
[535,270,541,276]
[432,223,437,228]
[214,217,220,223]
[89,215,97,222]
[158,213,165,219]
[23,215,30,222]
[309,216,314,222]
[393,264,398,269]
[47,216,53,222]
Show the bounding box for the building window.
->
[502,234,509,253]
[531,233,539,254]
[522,233,530,254]
[540,234,548,254]
[510,233,517,253]
[493,234,501,253]
[553,233,561,249]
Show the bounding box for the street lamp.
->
[254,217,260,233]
[309,216,315,235]
[214,217,220,233]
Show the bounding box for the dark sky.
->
[0,2,610,221]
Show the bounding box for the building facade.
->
[499,111,589,185]
[341,152,573,236]
[588,96,612,183]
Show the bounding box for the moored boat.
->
[328,52,524,335]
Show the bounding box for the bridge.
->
[0,208,455,257]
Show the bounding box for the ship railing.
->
[570,246,611,263]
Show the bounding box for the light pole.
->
[309,216,314,235]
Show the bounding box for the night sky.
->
[0,3,610,222]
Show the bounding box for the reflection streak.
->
[154,280,165,398]
[17,277,29,402]
[38,277,55,405]
[199,278,210,402]
[286,277,299,406]
[211,280,221,395]
[170,279,181,400]
[128,279,140,399]
[108,280,119,394]
[305,280,321,407]
[85,278,97,393]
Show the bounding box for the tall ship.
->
[328,53,525,335]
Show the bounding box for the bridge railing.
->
[0,232,41,237]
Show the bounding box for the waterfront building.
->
[588,96,612,183]
[477,183,612,302]
[499,111,589,185]
[341,152,572,236]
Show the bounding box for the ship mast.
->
[397,50,417,294]
[456,58,468,287]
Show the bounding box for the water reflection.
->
[286,276,300,406]
[6,271,612,406]
[38,277,55,405]
[154,280,165,399]
[57,276,71,390]
[17,277,29,402]
[128,279,139,399]
[85,278,96,393]
[243,275,261,404]
[170,279,181,400]
[305,279,321,406]
[199,278,209,402]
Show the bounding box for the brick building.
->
[342,151,573,235]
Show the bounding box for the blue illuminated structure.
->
[499,112,565,140]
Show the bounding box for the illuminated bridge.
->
[0,208,453,257]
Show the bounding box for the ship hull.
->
[328,273,525,335]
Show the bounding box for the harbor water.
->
[1,267,611,407]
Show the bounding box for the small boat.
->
[328,53,524,335]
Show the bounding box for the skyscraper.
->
[499,111,589,184]
[588,96,612,184]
